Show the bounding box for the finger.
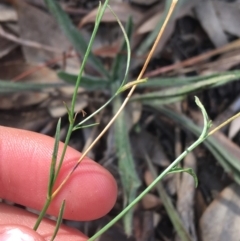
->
[0,203,88,241]
[0,126,117,220]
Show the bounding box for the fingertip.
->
[0,225,45,241]
[0,126,118,220]
[50,159,118,220]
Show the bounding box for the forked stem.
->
[88,96,211,241]
[52,0,179,199]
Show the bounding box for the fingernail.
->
[0,225,45,241]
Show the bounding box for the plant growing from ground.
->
[3,0,238,240]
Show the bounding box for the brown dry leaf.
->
[144,170,155,189]
[12,0,80,72]
[92,43,120,58]
[212,131,240,164]
[125,100,142,131]
[0,63,59,109]
[136,0,197,35]
[142,193,161,209]
[131,130,170,167]
[130,0,158,5]
[200,49,240,75]
[0,108,51,131]
[0,3,17,22]
[48,96,88,118]
[213,95,240,131]
[200,183,240,241]
[133,0,197,68]
[176,151,197,241]
[195,0,228,47]
[228,116,240,139]
[134,211,155,241]
[79,2,143,27]
[135,4,164,35]
[212,0,240,38]
[0,37,18,59]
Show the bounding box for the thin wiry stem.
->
[52,0,179,198]
[208,111,240,136]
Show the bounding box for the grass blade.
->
[50,200,66,241]
[110,16,132,87]
[113,96,141,236]
[58,71,109,90]
[140,70,240,88]
[48,119,61,196]
[133,71,240,101]
[0,80,64,93]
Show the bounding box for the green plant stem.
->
[88,140,205,240]
[33,198,52,230]
[88,104,210,240]
[34,0,110,231]
[55,0,110,179]
[69,2,108,118]
[54,124,74,182]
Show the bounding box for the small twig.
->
[144,38,240,77]
[208,111,240,136]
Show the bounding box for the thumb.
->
[0,224,45,241]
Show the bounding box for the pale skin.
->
[0,126,118,240]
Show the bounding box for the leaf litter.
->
[0,0,240,240]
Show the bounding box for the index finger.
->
[0,126,117,221]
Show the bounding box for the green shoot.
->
[88,96,211,241]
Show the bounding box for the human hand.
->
[0,126,117,241]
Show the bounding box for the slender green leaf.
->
[113,96,141,236]
[0,80,64,93]
[155,105,240,185]
[48,119,61,195]
[58,71,109,90]
[44,0,109,78]
[88,97,210,241]
[140,71,240,88]
[168,167,198,187]
[111,16,132,86]
[50,200,66,241]
[132,95,185,105]
[132,71,240,101]
[73,122,99,131]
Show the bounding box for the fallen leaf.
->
[195,0,228,47]
[213,0,240,38]
[200,183,240,241]
[228,116,240,139]
[0,3,17,22]
[48,97,88,118]
[0,63,60,109]
[0,37,18,59]
[176,151,197,241]
[13,0,80,72]
[142,193,161,209]
[79,2,143,27]
[130,0,158,5]
[131,130,170,167]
